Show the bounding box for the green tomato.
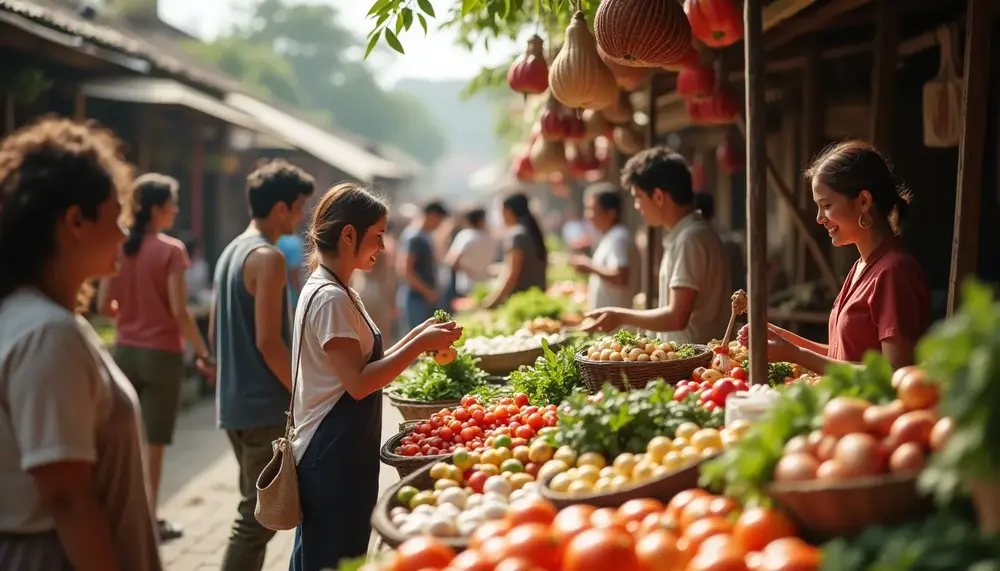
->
[395,485,418,505]
[500,458,525,474]
[493,435,513,450]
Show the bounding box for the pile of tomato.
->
[673,366,750,411]
[375,488,820,571]
[395,393,560,457]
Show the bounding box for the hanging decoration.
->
[567,140,603,180]
[601,90,635,125]
[684,0,744,48]
[540,96,587,141]
[612,123,644,155]
[688,87,739,125]
[549,11,619,110]
[512,153,536,182]
[922,23,963,148]
[594,0,694,67]
[529,138,569,175]
[507,35,550,97]
[677,65,717,100]
[662,45,702,72]
[583,109,614,139]
[598,46,650,91]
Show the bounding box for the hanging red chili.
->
[677,65,716,100]
[684,0,743,49]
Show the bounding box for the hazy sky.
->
[159,0,522,87]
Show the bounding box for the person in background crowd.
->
[0,117,162,570]
[98,173,213,543]
[585,147,730,343]
[571,183,636,312]
[288,183,462,571]
[353,216,400,346]
[483,192,548,308]
[445,207,496,298]
[183,235,213,304]
[694,191,746,292]
[212,159,314,571]
[739,140,929,371]
[396,201,448,330]
[276,231,305,307]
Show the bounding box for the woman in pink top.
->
[740,140,930,372]
[98,174,212,541]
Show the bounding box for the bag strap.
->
[321,265,380,340]
[284,281,334,440]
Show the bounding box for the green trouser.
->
[220,424,285,571]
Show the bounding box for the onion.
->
[773,453,820,482]
[822,397,871,437]
[816,459,852,481]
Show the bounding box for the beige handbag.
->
[254,284,329,531]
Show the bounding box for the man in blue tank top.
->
[210,159,314,571]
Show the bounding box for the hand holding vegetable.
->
[416,321,462,357]
[424,309,460,364]
[582,307,624,332]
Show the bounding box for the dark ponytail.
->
[124,173,178,256]
[0,117,132,306]
[502,192,547,264]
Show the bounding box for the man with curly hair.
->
[585,146,731,344]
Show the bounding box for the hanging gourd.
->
[529,138,569,175]
[686,98,709,124]
[684,0,743,49]
[583,109,613,139]
[549,11,619,110]
[716,132,745,173]
[613,123,644,155]
[512,153,536,182]
[540,97,567,140]
[662,45,702,72]
[677,65,716,100]
[567,140,603,179]
[598,46,649,91]
[595,0,694,67]
[702,88,740,124]
[508,35,549,97]
[601,90,634,125]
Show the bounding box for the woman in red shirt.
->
[740,140,929,372]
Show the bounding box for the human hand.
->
[570,255,592,274]
[582,307,624,332]
[765,325,798,362]
[195,356,216,385]
[737,324,749,348]
[416,321,463,353]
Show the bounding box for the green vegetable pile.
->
[391,351,488,402]
[820,509,999,571]
[547,380,725,459]
[507,339,586,407]
[700,352,897,504]
[499,287,570,325]
[740,359,796,386]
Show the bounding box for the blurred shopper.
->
[277,232,306,307]
[183,235,214,305]
[572,183,636,311]
[445,207,496,298]
[694,192,746,292]
[213,159,314,571]
[0,117,162,570]
[483,192,548,308]
[396,201,448,329]
[353,216,400,346]
[99,173,213,542]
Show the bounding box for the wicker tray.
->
[379,420,453,479]
[539,458,708,510]
[387,394,462,422]
[472,337,566,377]
[573,345,712,392]
[766,473,933,542]
[371,458,470,552]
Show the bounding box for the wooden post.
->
[744,0,768,386]
[947,0,992,314]
[869,0,899,154]
[73,88,86,120]
[644,77,660,310]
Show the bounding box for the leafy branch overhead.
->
[364,0,600,58]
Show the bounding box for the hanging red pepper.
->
[684,0,743,49]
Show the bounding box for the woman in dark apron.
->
[288,184,462,571]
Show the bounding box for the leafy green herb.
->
[917,279,1000,505]
[508,340,585,407]
[699,352,897,504]
[390,352,488,402]
[613,329,637,347]
[741,359,797,386]
[499,287,571,326]
[433,309,452,322]
[467,383,513,407]
[675,344,700,359]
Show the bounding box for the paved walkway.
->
[158,397,404,571]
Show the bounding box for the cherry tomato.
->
[483,412,497,426]
[460,427,477,441]
[429,415,443,428]
[674,386,691,402]
[526,414,544,431]
[454,408,470,422]
[401,444,420,456]
[472,410,485,423]
[730,366,748,382]
[515,425,535,440]
[506,404,520,417]
[418,423,432,435]
[514,393,530,407]
[439,427,453,441]
[448,421,463,432]
[461,395,477,407]
[733,379,749,392]
[493,406,510,421]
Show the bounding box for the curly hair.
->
[620,146,694,206]
[246,158,315,218]
[0,116,133,305]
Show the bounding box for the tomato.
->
[438,427,454,441]
[563,528,638,571]
[440,408,453,416]
[418,423,432,435]
[674,386,691,402]
[391,536,456,571]
[461,395,478,407]
[590,508,628,532]
[455,408,471,422]
[507,404,521,417]
[617,498,665,524]
[729,366,748,381]
[515,425,535,440]
[506,498,558,527]
[450,548,495,571]
[545,404,558,412]
[483,412,498,426]
[552,504,596,543]
[635,529,681,571]
[461,427,478,441]
[523,405,539,415]
[514,393,530,407]
[494,406,510,421]
[420,445,431,455]
[666,489,710,521]
[509,422,522,432]
[472,410,486,423]
[732,507,797,553]
[680,517,735,552]
[400,444,420,456]
[733,379,749,392]
[544,414,558,427]
[500,524,562,570]
[470,519,513,550]
[426,447,440,455]
[495,557,542,571]
[711,380,737,406]
[449,421,463,432]
[511,437,528,448]
[430,416,444,428]
[704,401,719,412]
[759,537,821,571]
[700,391,714,404]
[467,471,490,494]
[526,414,545,431]
[700,381,712,391]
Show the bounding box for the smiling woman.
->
[739,140,930,374]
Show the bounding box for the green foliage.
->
[500,287,572,325]
[548,380,725,459]
[507,339,585,406]
[917,279,1000,504]
[699,352,898,505]
[391,352,489,401]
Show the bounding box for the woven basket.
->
[387,394,462,422]
[539,458,708,510]
[766,473,933,542]
[379,420,453,479]
[574,345,712,393]
[472,337,565,377]
[371,459,470,552]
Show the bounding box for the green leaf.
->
[461,0,480,16]
[417,0,437,17]
[417,13,428,33]
[384,29,405,54]
[367,0,392,17]
[401,7,414,29]
[364,28,382,58]
[502,0,512,18]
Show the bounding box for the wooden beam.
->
[763,0,822,34]
[766,0,874,51]
[947,0,992,315]
[869,0,899,153]
[644,78,659,310]
[745,0,769,386]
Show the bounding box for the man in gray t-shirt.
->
[396,201,448,330]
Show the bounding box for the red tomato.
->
[692,367,706,382]
[472,410,486,423]
[430,415,443,428]
[674,386,691,402]
[733,379,749,392]
[730,366,748,381]
[704,401,719,412]
[440,408,453,416]
[523,405,539,415]
[461,427,477,441]
[401,444,420,456]
[484,412,497,426]
[511,437,528,448]
[509,421,521,433]
[699,381,712,391]
[506,404,521,417]
[514,393,530,407]
[494,426,511,436]
[493,406,510,421]
[455,408,471,422]
[544,414,558,427]
[418,423,432,435]
[499,398,514,406]
[515,425,535,440]
[468,471,489,493]
[699,391,713,403]
[439,427,453,441]
[426,446,440,455]
[461,395,477,407]
[526,414,545,430]
[711,379,737,406]
[545,404,558,412]
[429,437,444,449]
[449,421,463,432]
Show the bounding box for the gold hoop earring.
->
[859,211,873,229]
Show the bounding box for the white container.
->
[725,390,780,425]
